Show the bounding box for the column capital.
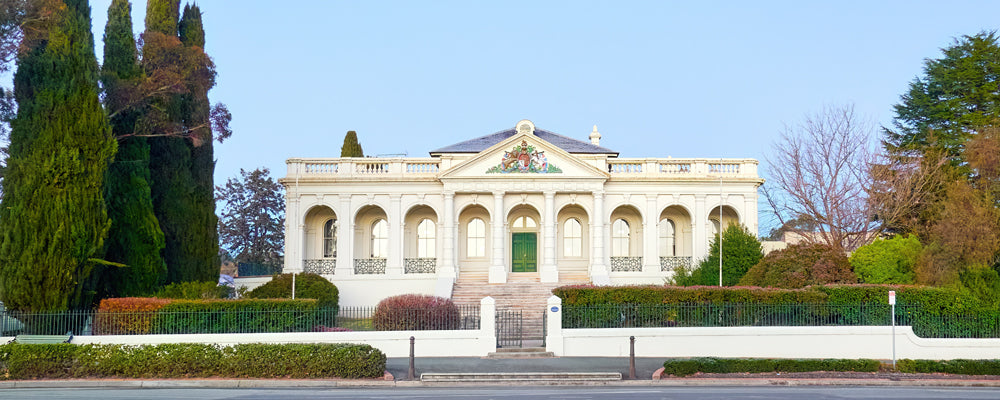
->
[443,190,456,198]
[492,190,505,198]
[543,190,556,198]
[390,193,402,201]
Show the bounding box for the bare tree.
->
[764,104,878,253]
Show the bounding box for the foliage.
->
[340,130,364,157]
[763,103,878,252]
[957,265,1000,309]
[372,294,460,330]
[216,168,285,266]
[552,285,828,306]
[673,223,763,286]
[915,180,1000,286]
[93,297,323,334]
[101,0,167,299]
[886,31,1000,163]
[739,243,856,288]
[0,0,117,311]
[92,297,170,335]
[246,273,339,309]
[661,357,880,377]
[0,342,386,379]
[153,281,229,300]
[849,234,921,284]
[897,358,1000,375]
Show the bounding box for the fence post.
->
[629,336,636,379]
[546,295,563,356]
[480,296,496,355]
[408,336,415,380]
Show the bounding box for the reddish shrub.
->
[372,294,460,331]
[94,297,172,335]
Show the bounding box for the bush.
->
[661,357,880,377]
[849,235,920,284]
[247,273,339,309]
[673,223,763,286]
[154,281,231,300]
[0,342,386,379]
[897,359,1000,375]
[739,243,856,288]
[372,294,460,330]
[94,297,326,334]
[93,297,172,335]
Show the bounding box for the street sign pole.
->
[889,290,896,370]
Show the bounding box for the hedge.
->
[373,294,460,331]
[93,298,328,335]
[897,359,1000,375]
[661,357,880,377]
[0,343,386,380]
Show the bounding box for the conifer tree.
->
[101,0,167,297]
[341,130,364,157]
[0,0,117,311]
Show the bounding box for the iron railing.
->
[1,305,481,336]
[561,303,1000,339]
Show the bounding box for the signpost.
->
[889,290,896,369]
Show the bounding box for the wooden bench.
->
[13,334,73,344]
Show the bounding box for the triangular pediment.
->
[439,133,610,180]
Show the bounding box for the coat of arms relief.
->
[486,140,563,174]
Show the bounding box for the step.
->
[420,372,621,382]
[486,350,555,359]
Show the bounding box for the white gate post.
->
[546,295,564,356]
[480,296,497,355]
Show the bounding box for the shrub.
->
[897,359,1000,375]
[152,299,321,334]
[661,357,880,377]
[849,235,921,284]
[372,294,460,331]
[673,223,763,286]
[247,273,339,309]
[93,297,172,335]
[0,342,386,380]
[154,281,231,300]
[739,243,856,288]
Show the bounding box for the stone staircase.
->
[451,272,589,347]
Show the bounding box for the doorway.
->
[511,232,537,272]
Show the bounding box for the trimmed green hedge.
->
[0,343,385,380]
[661,357,880,377]
[897,359,1000,375]
[152,299,324,334]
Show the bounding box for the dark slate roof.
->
[429,128,618,156]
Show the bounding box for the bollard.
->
[408,336,415,381]
[629,336,636,380]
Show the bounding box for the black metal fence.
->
[236,262,283,277]
[1,305,481,336]
[496,309,522,348]
[561,303,1000,339]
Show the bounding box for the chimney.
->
[589,125,601,146]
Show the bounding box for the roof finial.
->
[589,125,601,146]
[516,119,535,136]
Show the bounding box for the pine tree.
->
[179,3,219,282]
[101,0,167,297]
[0,0,117,311]
[341,130,364,157]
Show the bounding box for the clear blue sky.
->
[8,1,1000,234]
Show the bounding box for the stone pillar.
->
[744,194,758,236]
[284,194,301,273]
[436,192,456,298]
[480,296,497,354]
[693,194,706,259]
[388,194,403,276]
[545,295,564,356]
[336,194,354,276]
[540,191,558,282]
[590,191,609,285]
[643,194,658,274]
[489,191,507,283]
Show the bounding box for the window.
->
[467,218,486,257]
[371,219,388,258]
[612,219,630,257]
[563,218,582,257]
[323,218,337,258]
[659,219,675,257]
[417,219,436,258]
[512,216,536,229]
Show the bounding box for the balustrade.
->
[660,256,692,271]
[610,256,643,272]
[354,258,387,274]
[404,258,437,273]
[303,258,336,274]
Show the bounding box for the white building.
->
[281,120,763,307]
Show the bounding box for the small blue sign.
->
[551,306,559,313]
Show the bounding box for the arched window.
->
[467,218,486,258]
[612,219,630,257]
[512,216,536,229]
[563,218,582,257]
[417,219,436,258]
[323,218,337,258]
[659,219,675,257]
[371,219,388,258]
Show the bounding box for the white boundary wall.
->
[544,295,1000,360]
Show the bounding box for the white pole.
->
[719,160,723,287]
[292,273,296,300]
[892,302,896,369]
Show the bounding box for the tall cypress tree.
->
[341,130,364,157]
[179,4,220,282]
[101,0,167,297]
[0,0,117,311]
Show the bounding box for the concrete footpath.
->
[2,357,1000,388]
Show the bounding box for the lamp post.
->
[718,159,724,287]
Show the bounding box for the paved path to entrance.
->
[386,357,664,380]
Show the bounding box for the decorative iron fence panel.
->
[610,256,643,272]
[354,258,387,274]
[303,259,336,275]
[404,258,437,274]
[659,256,692,271]
[496,309,523,348]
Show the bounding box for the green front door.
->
[511,233,537,272]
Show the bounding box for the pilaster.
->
[388,194,403,276]
[590,191,609,285]
[336,194,354,276]
[489,191,507,283]
[541,191,558,282]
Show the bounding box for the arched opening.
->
[354,205,388,274]
[609,205,643,272]
[458,204,491,277]
[404,205,438,274]
[659,205,693,272]
[508,204,541,273]
[303,205,337,274]
[707,205,740,241]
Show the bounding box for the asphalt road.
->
[386,356,666,380]
[5,387,1000,400]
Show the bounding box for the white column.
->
[479,296,497,355]
[489,191,507,283]
[744,194,758,236]
[435,191,456,298]
[388,194,403,276]
[643,194,658,274]
[336,194,354,276]
[545,295,564,356]
[283,194,300,273]
[590,191,609,285]
[694,194,707,259]
[541,191,558,282]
